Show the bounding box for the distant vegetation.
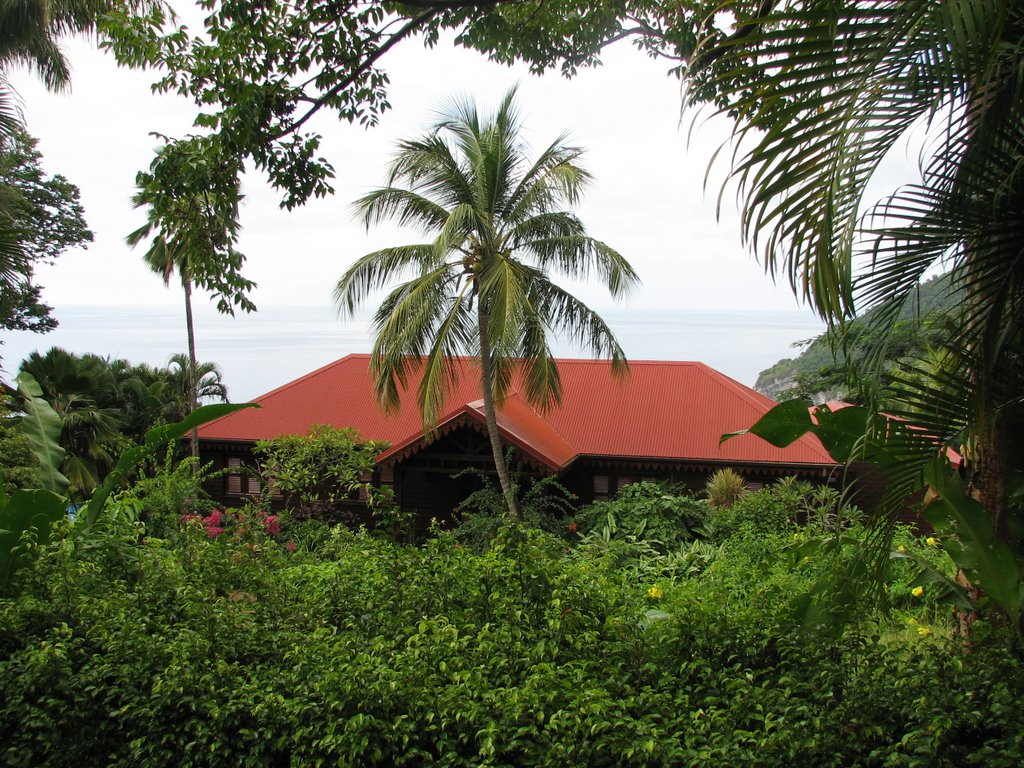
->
[3,348,227,499]
[755,273,961,402]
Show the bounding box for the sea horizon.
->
[1,304,824,402]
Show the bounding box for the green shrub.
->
[573,481,708,553]
[253,424,386,519]
[710,483,796,540]
[705,467,747,508]
[0,498,1021,767]
[126,447,221,540]
[451,472,576,552]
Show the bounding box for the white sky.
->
[6,19,817,317]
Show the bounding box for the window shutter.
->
[227,457,242,495]
[593,474,609,498]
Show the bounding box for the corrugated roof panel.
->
[199,354,835,466]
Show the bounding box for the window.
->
[593,474,609,500]
[225,457,261,497]
[357,470,373,501]
[227,457,243,495]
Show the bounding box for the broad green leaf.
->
[721,398,812,447]
[922,462,1023,628]
[811,405,870,463]
[15,372,69,494]
[0,488,67,590]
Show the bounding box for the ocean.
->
[1,305,824,402]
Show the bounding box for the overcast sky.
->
[6,19,821,318]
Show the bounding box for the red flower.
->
[567,522,578,533]
[264,515,281,536]
[284,542,297,553]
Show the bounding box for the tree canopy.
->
[0,127,92,336]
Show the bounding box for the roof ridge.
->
[254,353,367,403]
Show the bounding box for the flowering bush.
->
[180,506,284,542]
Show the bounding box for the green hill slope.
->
[754,273,961,401]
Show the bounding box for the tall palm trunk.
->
[476,302,522,521]
[183,274,200,461]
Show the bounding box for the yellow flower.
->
[647,586,664,600]
[897,545,907,553]
[906,617,918,626]
[912,586,925,597]
[926,537,940,548]
[918,626,932,637]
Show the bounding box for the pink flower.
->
[284,542,297,553]
[205,526,225,539]
[264,515,281,536]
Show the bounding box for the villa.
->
[197,354,840,524]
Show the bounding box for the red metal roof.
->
[199,354,836,468]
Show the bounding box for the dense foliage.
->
[0,397,39,494]
[12,347,227,497]
[1,475,1021,766]
[253,424,389,524]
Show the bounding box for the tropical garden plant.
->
[667,0,1024,640]
[253,424,390,526]
[334,86,638,520]
[2,469,1020,766]
[704,467,746,509]
[127,136,253,459]
[18,348,122,497]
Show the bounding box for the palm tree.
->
[165,352,228,420]
[688,1,1024,628]
[335,87,639,520]
[127,210,202,457]
[18,347,124,498]
[127,137,250,460]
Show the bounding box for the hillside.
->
[754,273,961,401]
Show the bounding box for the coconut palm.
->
[335,87,639,520]
[127,138,251,460]
[0,0,122,91]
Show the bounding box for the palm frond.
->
[353,186,453,234]
[525,279,629,369]
[334,244,439,317]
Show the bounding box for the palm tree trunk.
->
[183,276,199,462]
[476,303,522,522]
